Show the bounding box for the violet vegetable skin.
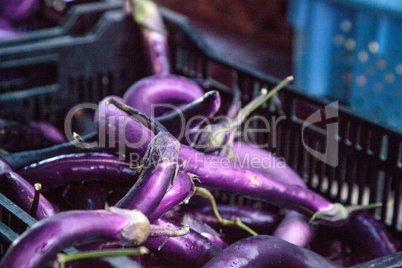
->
[123,75,204,117]
[18,152,135,189]
[149,170,194,222]
[203,235,341,268]
[143,218,222,267]
[231,142,315,247]
[0,208,150,268]
[2,171,55,220]
[115,132,180,217]
[95,99,349,224]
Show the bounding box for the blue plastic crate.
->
[288,0,402,129]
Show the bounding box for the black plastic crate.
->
[0,7,401,265]
[0,0,123,47]
[0,9,146,127]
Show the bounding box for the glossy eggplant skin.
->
[0,208,150,268]
[187,204,282,235]
[202,235,341,268]
[123,75,204,117]
[143,217,222,267]
[231,142,315,247]
[232,141,305,187]
[148,170,194,222]
[96,99,346,223]
[340,212,399,262]
[18,152,135,189]
[168,212,228,249]
[1,171,56,220]
[115,132,180,218]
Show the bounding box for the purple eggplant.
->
[339,212,399,262]
[0,207,151,268]
[273,210,317,247]
[95,98,351,224]
[143,217,222,267]
[0,118,65,152]
[18,152,135,190]
[28,121,66,144]
[203,235,341,268]
[168,212,228,249]
[0,18,20,39]
[186,204,282,236]
[232,141,315,247]
[132,0,170,76]
[1,171,55,219]
[0,0,38,21]
[123,75,204,117]
[115,132,180,218]
[232,141,305,187]
[148,170,194,222]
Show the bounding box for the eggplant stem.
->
[73,132,94,150]
[105,98,167,134]
[57,247,149,268]
[150,224,190,237]
[29,183,42,217]
[194,187,258,236]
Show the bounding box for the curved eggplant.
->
[232,141,315,247]
[0,208,150,268]
[203,235,341,268]
[148,170,194,222]
[18,152,135,190]
[95,98,351,224]
[142,217,222,267]
[123,75,204,117]
[1,171,56,220]
[0,118,64,152]
[115,132,180,218]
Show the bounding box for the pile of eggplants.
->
[0,0,400,267]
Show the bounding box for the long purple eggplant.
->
[18,152,135,190]
[143,217,222,267]
[186,204,282,236]
[1,171,55,219]
[123,75,204,117]
[232,141,315,247]
[0,207,151,268]
[202,235,341,268]
[168,212,228,249]
[130,0,170,76]
[115,132,180,218]
[148,170,194,222]
[339,212,399,262]
[95,98,352,224]
[0,118,64,152]
[28,121,66,144]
